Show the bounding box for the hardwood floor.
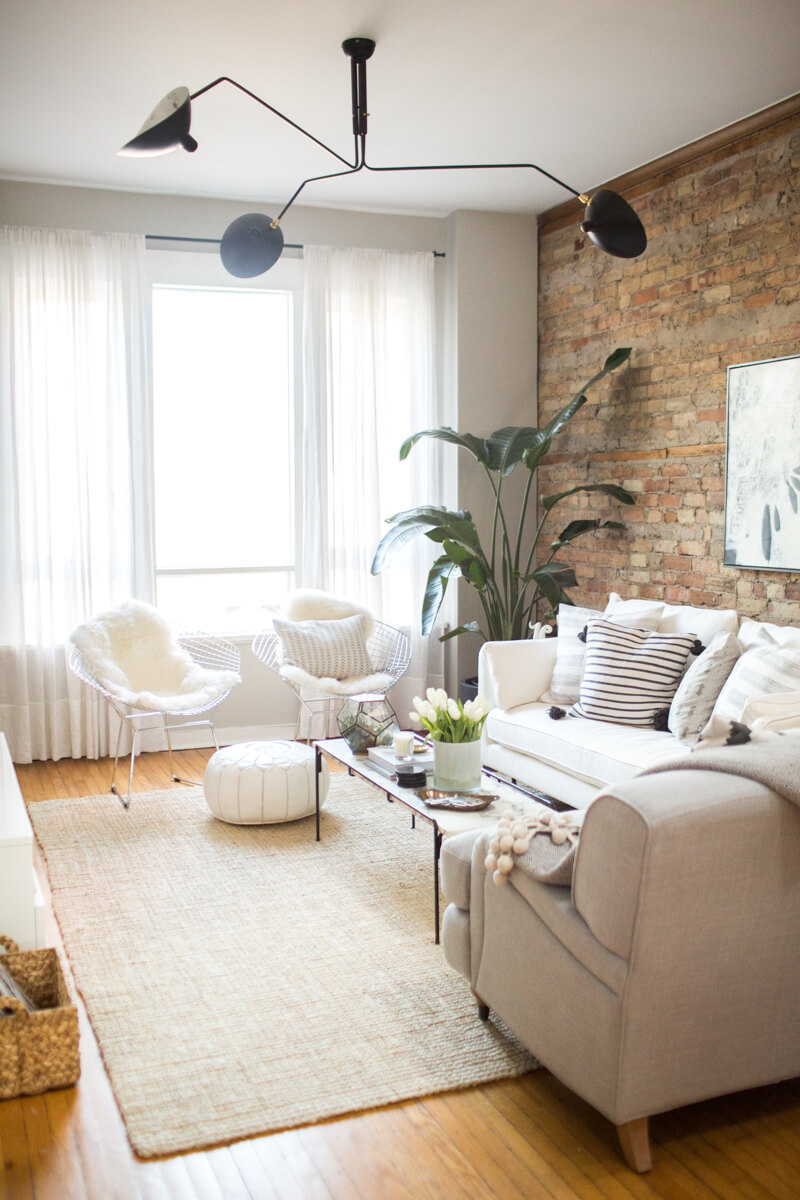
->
[3,750,800,1199]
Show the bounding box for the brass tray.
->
[414,788,498,811]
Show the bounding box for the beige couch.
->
[441,754,800,1171]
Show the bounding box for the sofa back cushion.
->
[607,593,739,645]
[573,618,699,727]
[738,617,800,651]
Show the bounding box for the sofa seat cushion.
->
[485,703,682,788]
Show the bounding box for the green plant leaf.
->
[539,347,632,443]
[421,556,460,635]
[440,621,483,642]
[399,427,490,465]
[603,347,632,372]
[528,562,579,609]
[521,437,552,472]
[440,541,489,589]
[552,517,627,546]
[425,517,484,555]
[371,506,471,574]
[484,427,548,475]
[540,483,636,512]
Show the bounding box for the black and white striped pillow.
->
[572,618,698,727]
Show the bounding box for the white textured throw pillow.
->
[700,644,800,741]
[668,630,741,743]
[573,618,699,727]
[273,614,373,680]
[545,603,662,705]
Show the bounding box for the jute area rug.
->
[30,775,537,1157]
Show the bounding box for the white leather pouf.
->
[203,741,329,825]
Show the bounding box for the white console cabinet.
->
[0,732,45,948]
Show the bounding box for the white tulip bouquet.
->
[409,688,490,743]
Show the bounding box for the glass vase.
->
[432,739,483,792]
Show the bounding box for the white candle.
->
[393,730,414,759]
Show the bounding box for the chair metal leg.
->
[165,716,215,785]
[109,716,125,798]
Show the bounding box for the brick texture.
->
[537,116,800,621]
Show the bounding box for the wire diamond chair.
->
[251,619,411,744]
[68,631,240,809]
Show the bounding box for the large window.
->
[149,251,301,632]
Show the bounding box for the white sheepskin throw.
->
[279,663,395,697]
[282,589,375,638]
[70,600,240,713]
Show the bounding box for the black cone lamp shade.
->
[119,87,198,157]
[220,213,285,278]
[580,189,647,258]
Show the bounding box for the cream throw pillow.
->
[273,614,373,680]
[668,630,741,743]
[700,644,800,742]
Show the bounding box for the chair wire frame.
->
[68,631,240,809]
[251,619,412,743]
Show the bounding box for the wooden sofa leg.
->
[617,1118,652,1172]
[471,989,490,1021]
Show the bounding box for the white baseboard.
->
[168,724,297,749]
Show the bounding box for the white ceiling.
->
[3,0,800,219]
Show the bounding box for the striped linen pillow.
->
[273,614,373,680]
[573,618,699,727]
[699,644,800,741]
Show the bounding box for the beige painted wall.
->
[442,210,538,686]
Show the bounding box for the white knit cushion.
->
[544,603,661,705]
[700,645,800,742]
[203,741,329,825]
[273,614,372,679]
[668,630,742,743]
[573,618,698,727]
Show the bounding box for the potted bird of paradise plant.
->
[371,348,636,653]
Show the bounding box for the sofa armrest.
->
[573,769,800,961]
[478,638,558,711]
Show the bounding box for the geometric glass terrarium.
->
[337,698,399,755]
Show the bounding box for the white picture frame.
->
[724,353,800,571]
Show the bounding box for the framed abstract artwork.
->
[724,353,800,571]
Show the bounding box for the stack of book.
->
[366,743,434,777]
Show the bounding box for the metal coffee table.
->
[312,737,569,943]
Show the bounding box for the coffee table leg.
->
[433,825,443,944]
[315,746,322,841]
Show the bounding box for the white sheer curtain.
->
[300,246,443,719]
[0,226,153,762]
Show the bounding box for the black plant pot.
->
[459,676,479,705]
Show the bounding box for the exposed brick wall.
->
[537,115,800,621]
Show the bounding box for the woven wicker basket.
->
[0,935,80,1099]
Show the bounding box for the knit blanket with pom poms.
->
[484,806,584,888]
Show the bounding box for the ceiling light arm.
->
[189,76,359,169]
[361,155,585,202]
[274,157,365,225]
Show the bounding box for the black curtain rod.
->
[145,233,445,257]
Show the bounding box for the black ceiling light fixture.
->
[120,37,647,278]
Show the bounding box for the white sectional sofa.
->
[477,597,779,809]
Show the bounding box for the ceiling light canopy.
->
[120,37,647,275]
